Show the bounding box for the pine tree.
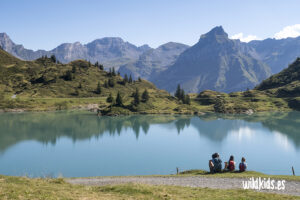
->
[133,88,140,105]
[88,61,91,67]
[175,84,181,99]
[50,55,56,63]
[124,74,129,83]
[96,82,102,94]
[106,93,114,103]
[180,89,185,101]
[142,89,149,102]
[95,61,99,68]
[129,74,133,83]
[104,80,109,88]
[116,92,123,106]
[138,77,142,82]
[78,82,82,89]
[72,65,76,73]
[112,67,116,76]
[117,71,120,76]
[214,97,226,113]
[108,78,115,87]
[64,70,73,81]
[99,64,104,70]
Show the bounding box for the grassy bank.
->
[0,175,299,200]
[0,93,293,114]
[79,170,300,182]
[178,170,300,182]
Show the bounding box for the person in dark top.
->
[209,153,222,173]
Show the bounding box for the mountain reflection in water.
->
[0,111,299,153]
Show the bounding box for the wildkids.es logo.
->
[242,177,286,190]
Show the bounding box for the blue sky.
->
[1,0,300,50]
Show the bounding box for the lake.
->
[0,111,299,177]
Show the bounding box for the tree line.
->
[175,84,191,105]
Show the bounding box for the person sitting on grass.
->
[209,153,222,173]
[224,155,235,171]
[227,155,235,171]
[239,157,247,172]
[209,154,215,173]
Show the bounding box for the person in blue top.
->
[239,157,247,172]
[209,153,222,173]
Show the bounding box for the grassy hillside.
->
[0,49,206,114]
[256,57,300,92]
[0,174,299,200]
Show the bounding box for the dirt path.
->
[67,176,300,197]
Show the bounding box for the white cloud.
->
[230,33,260,42]
[274,24,300,39]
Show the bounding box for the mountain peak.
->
[138,44,151,52]
[90,37,124,45]
[209,26,226,34]
[199,26,228,42]
[0,32,13,42]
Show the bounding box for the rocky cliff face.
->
[0,33,46,60]
[151,26,271,93]
[249,37,300,74]
[118,42,189,79]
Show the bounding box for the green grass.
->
[81,170,300,182]
[0,175,299,200]
[178,170,300,182]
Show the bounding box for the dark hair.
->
[242,157,246,162]
[212,153,218,159]
[229,155,234,161]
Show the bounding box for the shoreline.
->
[0,106,292,115]
[2,170,299,182]
[1,170,300,198]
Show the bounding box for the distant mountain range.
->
[151,26,271,93]
[1,26,300,93]
[0,33,151,68]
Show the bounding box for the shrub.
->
[54,101,69,110]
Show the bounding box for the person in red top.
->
[227,155,235,171]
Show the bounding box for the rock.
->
[244,109,254,115]
[86,104,99,112]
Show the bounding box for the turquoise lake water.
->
[0,111,299,177]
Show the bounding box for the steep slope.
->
[118,42,189,79]
[249,37,300,74]
[151,26,271,93]
[0,33,46,60]
[255,57,300,97]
